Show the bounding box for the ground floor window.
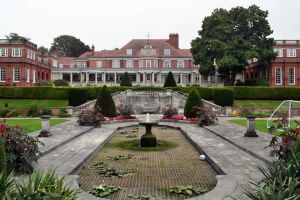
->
[275,67,282,85]
[13,68,20,82]
[288,67,295,85]
[0,67,6,82]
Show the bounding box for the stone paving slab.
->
[205,118,274,163]
[31,118,94,156]
[36,122,138,176]
[159,122,266,200]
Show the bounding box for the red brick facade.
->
[0,39,56,86]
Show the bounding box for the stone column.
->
[152,72,155,84]
[180,73,183,85]
[143,72,146,84]
[103,72,106,84]
[136,72,139,83]
[191,72,194,84]
[114,73,117,84]
[86,72,89,84]
[70,73,73,84]
[95,72,98,84]
[80,73,83,83]
[60,72,63,79]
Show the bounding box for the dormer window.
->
[126,49,132,56]
[164,48,170,56]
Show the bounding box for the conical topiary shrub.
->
[184,88,203,118]
[120,72,132,87]
[0,138,7,174]
[96,85,116,117]
[163,71,177,87]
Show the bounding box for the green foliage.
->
[0,171,14,199]
[58,109,71,118]
[191,5,276,85]
[163,72,177,87]
[27,105,41,117]
[0,139,7,174]
[5,33,29,40]
[295,137,300,157]
[168,185,207,196]
[41,108,52,115]
[213,88,234,106]
[112,139,178,151]
[89,184,121,197]
[50,35,90,57]
[54,79,69,86]
[91,162,136,178]
[120,72,132,87]
[184,89,203,118]
[96,85,116,117]
[129,194,166,200]
[34,80,53,86]
[0,108,10,118]
[0,87,68,99]
[10,169,78,199]
[244,155,300,200]
[68,88,88,107]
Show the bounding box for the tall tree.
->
[5,33,30,40]
[191,5,276,85]
[38,46,49,55]
[50,35,90,57]
[163,71,177,87]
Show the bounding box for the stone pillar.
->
[180,73,183,85]
[136,72,139,83]
[103,72,106,84]
[244,116,258,137]
[191,72,194,84]
[86,72,89,84]
[158,73,162,83]
[143,72,146,84]
[70,73,73,84]
[95,72,98,84]
[60,72,63,79]
[80,73,83,82]
[114,73,117,84]
[39,115,52,137]
[152,72,155,84]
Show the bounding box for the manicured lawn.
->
[5,119,68,133]
[233,100,283,108]
[230,119,299,136]
[0,99,68,108]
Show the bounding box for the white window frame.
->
[96,61,102,68]
[13,68,20,82]
[139,60,143,68]
[164,48,170,56]
[177,60,184,68]
[274,49,283,57]
[163,60,171,68]
[0,48,8,57]
[153,60,158,68]
[288,67,295,85]
[146,60,151,68]
[275,67,282,85]
[12,48,22,57]
[0,67,6,82]
[126,49,132,56]
[112,60,120,68]
[82,62,87,68]
[126,60,133,68]
[287,48,296,57]
[26,69,30,83]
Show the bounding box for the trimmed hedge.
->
[96,85,116,117]
[0,87,68,99]
[68,89,88,107]
[213,88,234,106]
[184,89,203,118]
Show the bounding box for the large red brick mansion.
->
[0,39,57,86]
[51,34,221,86]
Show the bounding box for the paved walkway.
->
[205,118,274,163]
[159,122,266,200]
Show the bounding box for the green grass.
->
[5,119,68,133]
[230,119,299,136]
[0,99,68,108]
[233,100,282,108]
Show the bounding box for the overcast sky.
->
[2,0,300,50]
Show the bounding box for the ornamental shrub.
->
[0,138,7,174]
[34,80,53,86]
[77,105,103,127]
[116,104,134,118]
[120,72,132,87]
[54,79,69,86]
[162,104,178,117]
[96,85,117,117]
[184,89,203,118]
[213,88,234,106]
[164,72,177,87]
[27,105,41,117]
[68,89,88,107]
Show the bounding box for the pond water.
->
[79,126,217,200]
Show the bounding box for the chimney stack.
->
[91,44,95,56]
[168,33,179,49]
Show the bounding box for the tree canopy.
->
[191,5,276,85]
[5,33,30,41]
[50,35,90,57]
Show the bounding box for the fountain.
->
[139,113,157,147]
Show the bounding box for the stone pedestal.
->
[140,123,157,147]
[244,116,258,137]
[39,115,52,137]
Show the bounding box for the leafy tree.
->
[120,72,132,87]
[191,5,276,85]
[5,33,30,40]
[96,85,116,117]
[164,71,177,87]
[184,89,203,118]
[38,46,49,55]
[50,35,90,57]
